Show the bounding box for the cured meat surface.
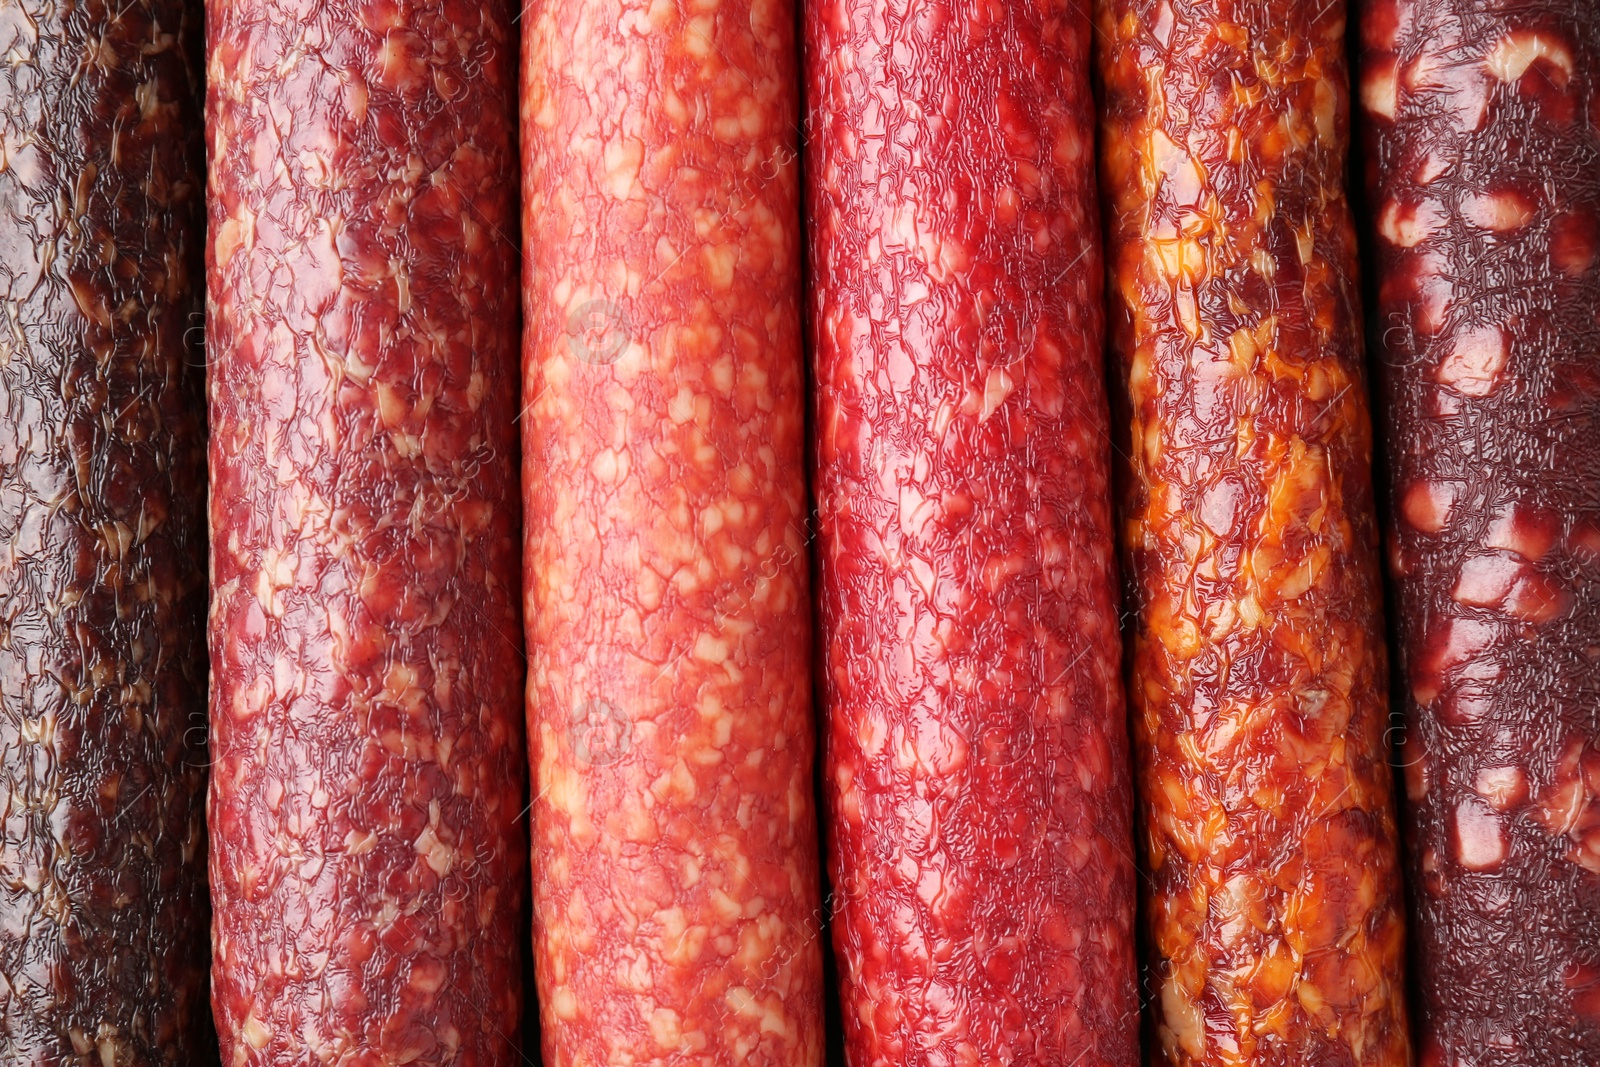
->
[520,0,825,1063]
[1357,1,1600,1061]
[0,0,212,1060]
[206,0,527,1060]
[804,1,1139,1063]
[1094,1,1412,1063]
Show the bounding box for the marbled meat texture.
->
[1358,0,1600,1061]
[805,0,1140,1063]
[1095,0,1413,1063]
[206,0,528,1060]
[0,0,213,1060]
[520,0,826,1063]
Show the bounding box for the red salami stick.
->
[1357,1,1600,1061]
[804,1,1140,1063]
[520,0,825,1063]
[206,0,527,1060]
[0,0,211,1059]
[1095,0,1413,1062]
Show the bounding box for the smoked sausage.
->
[520,0,826,1063]
[1094,0,1413,1062]
[1357,1,1600,1061]
[0,0,212,1060]
[804,1,1140,1063]
[205,0,527,1059]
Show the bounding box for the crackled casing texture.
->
[1095,1,1413,1063]
[1357,1,1600,1061]
[804,1,1139,1064]
[520,0,825,1063]
[206,0,527,1060]
[0,0,213,1060]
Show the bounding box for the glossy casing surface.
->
[805,0,1140,1062]
[521,0,826,1061]
[1358,1,1600,1060]
[207,0,527,1058]
[1096,0,1413,1062]
[0,0,212,1059]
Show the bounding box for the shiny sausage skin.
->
[1094,1,1413,1063]
[804,1,1139,1063]
[206,0,526,1060]
[0,0,212,1060]
[1356,1,1600,1061]
[520,0,825,1063]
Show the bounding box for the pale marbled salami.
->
[520,0,826,1063]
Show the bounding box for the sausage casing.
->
[206,0,527,1059]
[521,0,826,1061]
[1358,0,1600,1060]
[1095,1,1414,1062]
[804,0,1140,1062]
[0,0,212,1060]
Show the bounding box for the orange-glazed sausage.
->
[1094,1,1413,1063]
[1357,0,1600,1061]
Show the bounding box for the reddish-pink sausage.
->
[804,1,1140,1062]
[520,0,826,1062]
[206,0,527,1060]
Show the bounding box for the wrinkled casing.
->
[206,0,527,1060]
[520,0,825,1063]
[0,0,212,1060]
[804,1,1140,1063]
[1095,0,1413,1063]
[1357,0,1600,1061]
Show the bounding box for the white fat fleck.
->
[1437,324,1508,396]
[978,366,1015,422]
[1475,766,1526,810]
[1487,30,1573,83]
[1378,197,1442,247]
[1160,975,1206,1058]
[241,1012,272,1050]
[1455,799,1507,870]
[1361,60,1398,120]
[883,199,966,283]
[550,986,579,1021]
[603,137,645,199]
[649,1008,683,1049]
[683,14,715,58]
[1461,189,1533,232]
[415,825,455,877]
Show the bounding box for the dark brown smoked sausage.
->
[1095,0,1414,1062]
[205,0,527,1060]
[803,0,1141,1063]
[0,0,212,1060]
[1357,1,1600,1061]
